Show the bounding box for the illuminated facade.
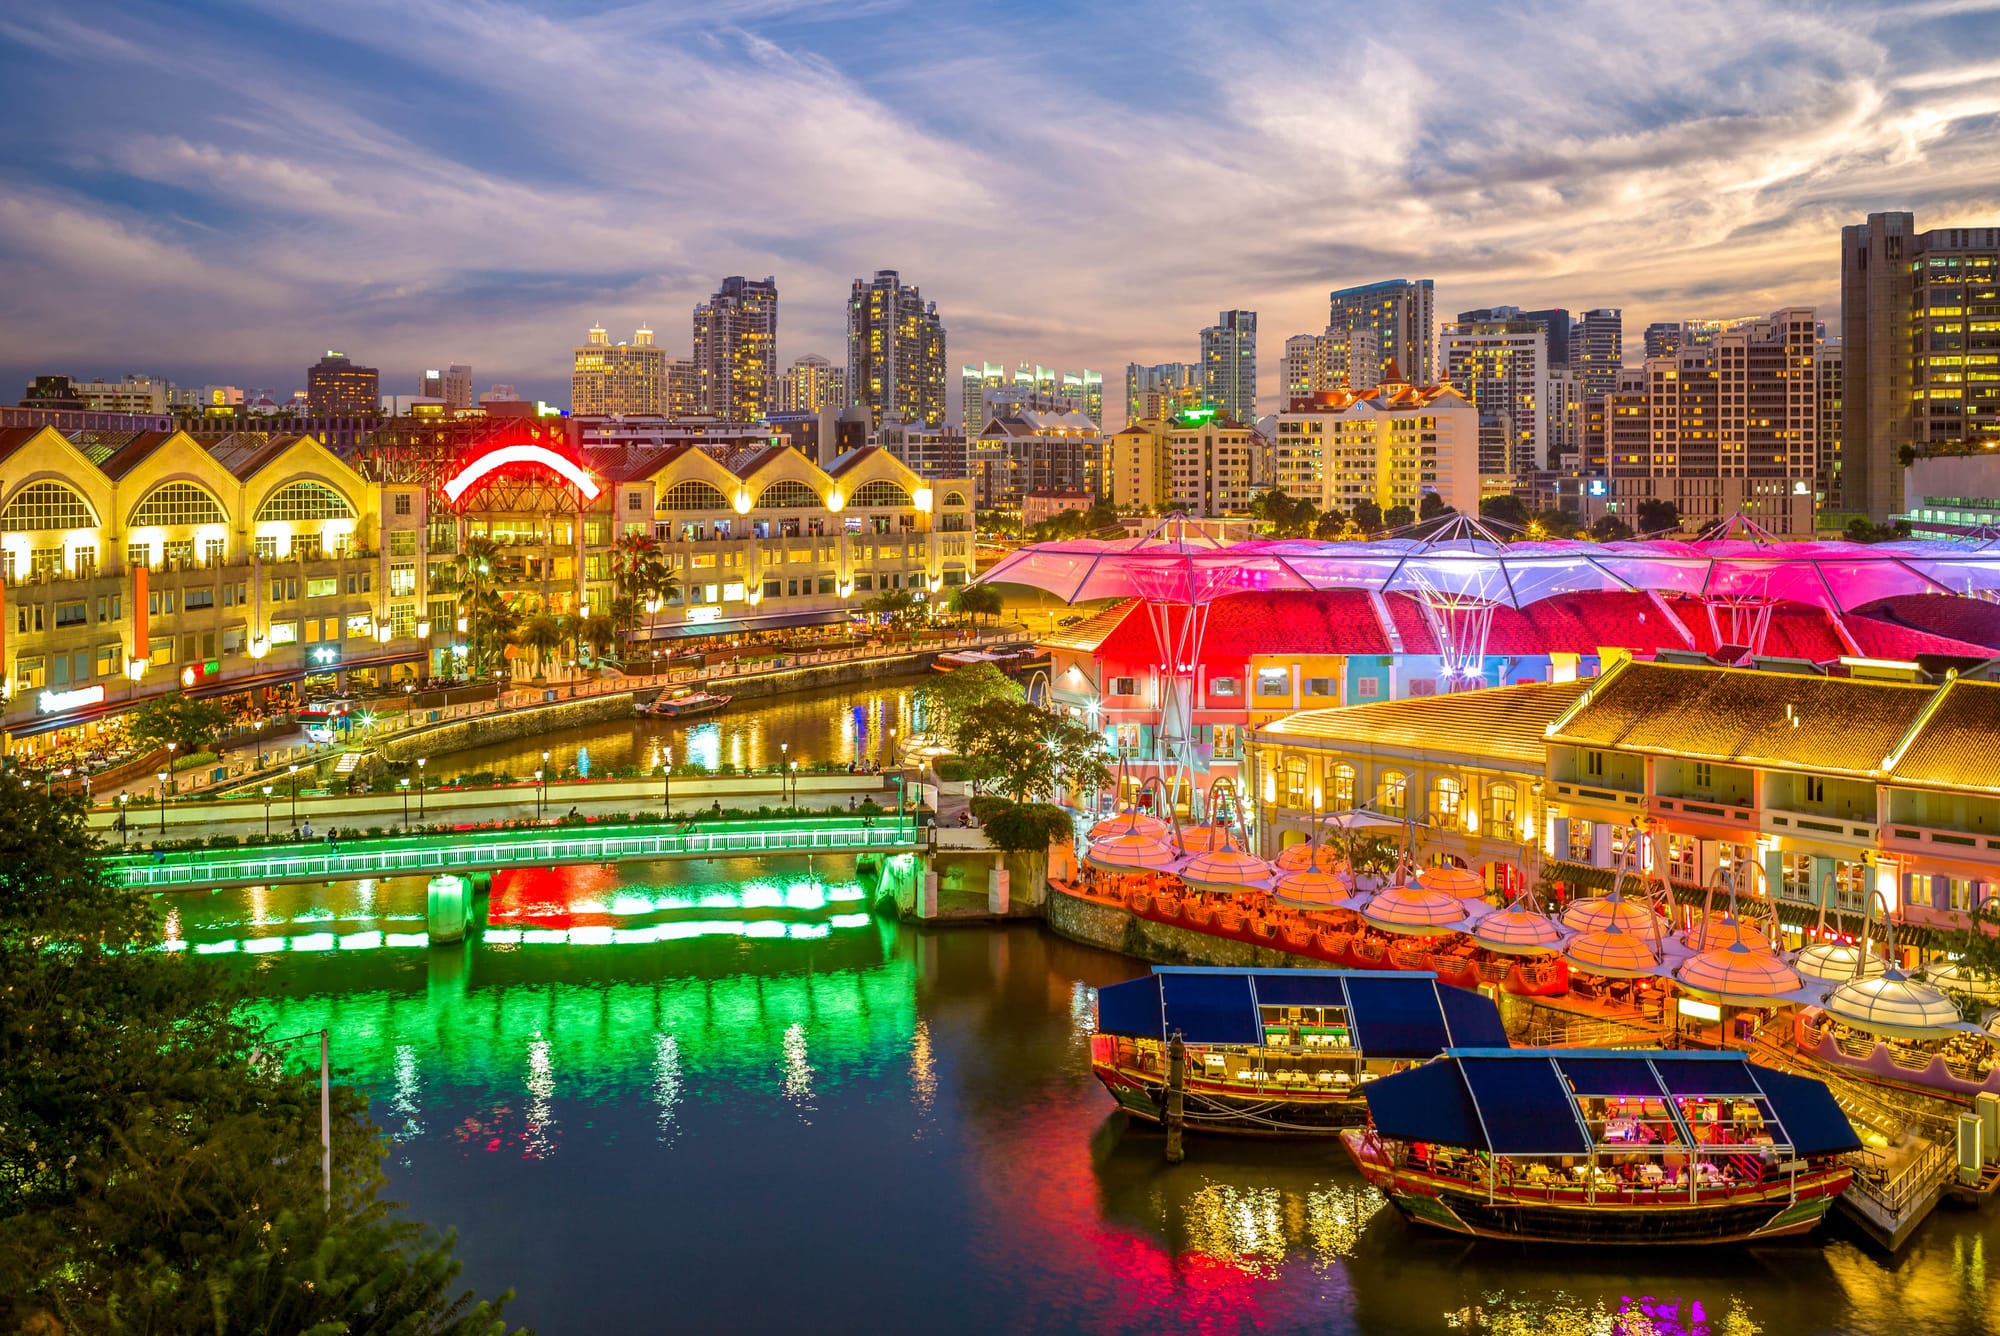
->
[571,325,668,417]
[846,270,946,429]
[1273,373,1479,515]
[780,355,847,416]
[1124,361,1201,426]
[1198,310,1257,423]
[692,276,779,421]
[305,351,379,417]
[1442,316,1550,471]
[1283,328,1379,402]
[1167,411,1266,517]
[1328,279,1436,386]
[1576,308,1624,398]
[969,409,1103,509]
[1106,419,1171,511]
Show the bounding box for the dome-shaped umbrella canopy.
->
[1274,842,1343,874]
[1418,865,1487,899]
[1675,942,1802,1005]
[1795,940,1888,984]
[1823,969,1964,1040]
[1089,812,1167,842]
[1564,924,1661,979]
[1360,886,1467,938]
[1086,832,1180,872]
[1984,1007,2000,1040]
[1473,906,1565,956]
[1270,868,1352,911]
[1680,915,1767,950]
[1179,848,1273,894]
[1562,894,1657,936]
[1926,961,2000,1003]
[1175,825,1240,856]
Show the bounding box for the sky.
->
[3,0,2000,419]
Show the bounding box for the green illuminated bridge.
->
[105,817,926,890]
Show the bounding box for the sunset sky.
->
[4,0,1999,413]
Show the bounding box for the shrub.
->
[979,800,1074,853]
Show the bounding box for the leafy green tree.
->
[914,661,1020,742]
[1479,494,1530,529]
[578,612,620,664]
[1383,503,1415,530]
[1635,498,1681,535]
[128,691,229,758]
[0,789,518,1333]
[1313,509,1351,540]
[1590,515,1634,541]
[949,583,1004,626]
[864,588,918,629]
[1251,488,1319,537]
[1530,508,1582,540]
[1351,498,1385,534]
[1419,492,1451,521]
[978,801,1076,853]
[952,699,1110,803]
[517,611,565,680]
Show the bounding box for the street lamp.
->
[662,746,672,816]
[779,741,788,804]
[118,792,130,846]
[534,768,545,821]
[399,777,410,827]
[262,784,273,840]
[287,763,300,832]
[165,741,177,794]
[157,771,169,835]
[789,759,798,808]
[255,717,266,769]
[416,757,426,820]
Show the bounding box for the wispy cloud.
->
[1,0,1997,412]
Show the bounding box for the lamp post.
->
[662,746,672,816]
[534,768,545,821]
[288,763,300,831]
[416,757,426,820]
[255,717,266,769]
[166,741,177,794]
[157,771,169,834]
[118,792,130,845]
[262,784,273,840]
[399,777,410,827]
[779,741,788,804]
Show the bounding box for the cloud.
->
[0,0,1997,415]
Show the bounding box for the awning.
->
[1092,967,1506,1056]
[637,609,856,641]
[1362,1049,1861,1157]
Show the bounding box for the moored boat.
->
[641,688,733,719]
[1089,966,1508,1135]
[1341,1048,1859,1244]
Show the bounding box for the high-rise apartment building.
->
[1817,341,1844,514]
[1125,361,1201,425]
[1199,310,1258,423]
[420,364,473,411]
[961,362,1005,430]
[1168,411,1265,517]
[780,354,846,416]
[1608,309,1818,534]
[1105,419,1172,511]
[1282,329,1379,404]
[1062,370,1105,427]
[1841,211,2000,521]
[1274,371,1478,515]
[1328,279,1436,385]
[847,270,946,428]
[1441,316,1550,471]
[666,357,698,419]
[692,275,779,420]
[306,351,379,416]
[968,408,1102,508]
[571,325,667,416]
[1545,366,1586,472]
[1576,309,1623,397]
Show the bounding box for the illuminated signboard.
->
[442,444,602,505]
[179,658,222,689]
[37,684,106,714]
[307,645,343,668]
[684,605,723,624]
[1676,997,1722,1023]
[1586,479,1608,497]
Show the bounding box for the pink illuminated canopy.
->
[443,443,602,505]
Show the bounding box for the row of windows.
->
[2,479,358,533]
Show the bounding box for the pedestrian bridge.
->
[105,816,926,890]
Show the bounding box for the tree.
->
[949,583,1004,626]
[0,788,518,1333]
[1419,492,1451,521]
[1845,517,1912,544]
[1383,503,1415,530]
[1313,509,1351,540]
[1635,498,1681,535]
[913,661,1020,742]
[1479,494,1530,530]
[1590,515,1634,542]
[1251,488,1319,538]
[1530,507,1581,540]
[517,612,565,680]
[978,801,1076,853]
[578,612,620,665]
[1351,498,1385,534]
[128,691,228,757]
[864,588,918,629]
[952,699,1110,803]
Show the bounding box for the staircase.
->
[1837,1140,1957,1251]
[333,751,366,776]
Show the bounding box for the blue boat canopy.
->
[1093,968,1507,1058]
[1362,1049,1862,1159]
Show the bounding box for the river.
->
[170,864,2000,1335]
[424,676,927,782]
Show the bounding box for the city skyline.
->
[4,1,2000,416]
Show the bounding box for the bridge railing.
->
[104,818,925,889]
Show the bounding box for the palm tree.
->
[449,535,503,678]
[517,612,564,682]
[579,613,619,666]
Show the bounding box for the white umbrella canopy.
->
[1270,868,1353,911]
[1823,968,1965,1041]
[1361,886,1468,938]
[1179,848,1274,894]
[1675,942,1804,1006]
[1473,906,1566,956]
[1086,833,1179,872]
[1925,960,2000,1003]
[1564,923,1662,979]
[1088,812,1168,842]
[1796,940,1888,984]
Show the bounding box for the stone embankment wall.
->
[377,694,637,765]
[658,653,936,704]
[1043,884,1332,969]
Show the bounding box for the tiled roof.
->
[1843,615,1998,662]
[90,430,179,480]
[1548,661,1933,778]
[1889,679,2000,796]
[1040,599,1137,653]
[1049,591,1397,665]
[1262,679,1592,768]
[1853,595,2000,652]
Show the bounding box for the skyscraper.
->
[1575,309,1623,397]
[306,351,378,416]
[1328,279,1436,385]
[1124,361,1201,425]
[692,275,779,420]
[781,354,847,415]
[847,270,946,428]
[1061,369,1105,426]
[1841,210,2000,521]
[1817,341,1844,513]
[1282,329,1380,403]
[1441,316,1550,471]
[571,324,667,416]
[961,362,1005,430]
[1199,310,1257,422]
[420,364,473,410]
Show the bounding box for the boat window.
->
[1574,1095,1685,1147]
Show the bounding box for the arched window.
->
[661,480,729,511]
[2,481,96,532]
[1377,770,1408,817]
[941,491,967,508]
[1485,783,1517,834]
[1283,756,1309,808]
[755,479,820,509]
[1431,775,1463,829]
[850,479,911,508]
[130,481,224,527]
[1329,762,1357,810]
[255,480,354,522]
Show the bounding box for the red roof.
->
[1853,595,2000,652]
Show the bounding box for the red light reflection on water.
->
[487,864,622,928]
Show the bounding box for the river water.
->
[425,677,927,782]
[170,862,2000,1335]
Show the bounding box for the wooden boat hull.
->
[643,694,732,719]
[1340,1129,1848,1245]
[1092,1057,1371,1136]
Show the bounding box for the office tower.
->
[1611,309,1818,534]
[691,275,779,420]
[1199,310,1257,422]
[571,324,667,416]
[1328,279,1436,385]
[961,362,1005,430]
[1125,361,1200,425]
[1842,211,2000,521]
[1576,309,1622,397]
[1461,307,1572,368]
[1282,335,1320,405]
[306,351,379,416]
[419,363,474,411]
[781,354,847,416]
[1274,370,1479,515]
[1062,370,1105,427]
[1817,341,1844,513]
[1441,315,1550,471]
[847,270,946,428]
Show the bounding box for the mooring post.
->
[1165,1029,1187,1164]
